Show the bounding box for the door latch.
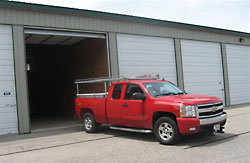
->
[3,92,11,96]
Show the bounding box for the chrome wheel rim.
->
[158,122,173,141]
[84,116,92,130]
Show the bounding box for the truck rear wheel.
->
[82,113,100,133]
[154,117,179,145]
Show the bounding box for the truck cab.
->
[74,77,227,145]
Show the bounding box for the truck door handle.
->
[122,104,128,107]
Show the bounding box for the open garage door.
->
[0,25,18,135]
[24,28,109,131]
[117,34,177,84]
[181,40,225,102]
[226,44,250,105]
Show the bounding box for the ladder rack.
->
[74,75,160,84]
[74,75,160,97]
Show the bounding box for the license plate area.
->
[214,124,220,131]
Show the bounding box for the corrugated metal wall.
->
[0,7,249,46]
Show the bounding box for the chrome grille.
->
[197,102,223,119]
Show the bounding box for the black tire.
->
[154,117,179,145]
[82,112,100,133]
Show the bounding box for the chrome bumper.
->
[200,113,227,125]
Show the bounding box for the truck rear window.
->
[112,84,123,99]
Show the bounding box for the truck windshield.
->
[143,82,186,98]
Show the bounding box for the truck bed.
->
[75,95,108,124]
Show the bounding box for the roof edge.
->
[1,1,250,37]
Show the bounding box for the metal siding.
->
[97,18,103,31]
[0,7,249,45]
[64,15,69,29]
[72,15,77,29]
[17,10,23,25]
[59,14,65,28]
[22,10,29,25]
[34,12,40,26]
[79,17,85,29]
[44,13,50,27]
[120,21,127,33]
[11,9,17,24]
[28,11,35,26]
[84,17,90,30]
[4,9,11,24]
[92,18,98,31]
[48,13,54,27]
[51,14,57,27]
[159,26,165,37]
[0,9,4,23]
[226,44,250,105]
[55,14,61,28]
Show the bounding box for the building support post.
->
[13,25,30,134]
[108,33,119,77]
[174,39,184,90]
[221,43,231,106]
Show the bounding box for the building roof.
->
[1,0,249,37]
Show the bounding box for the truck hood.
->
[155,94,222,105]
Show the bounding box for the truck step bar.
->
[110,126,152,133]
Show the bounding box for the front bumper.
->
[177,112,227,134]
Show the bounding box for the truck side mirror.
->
[132,92,146,101]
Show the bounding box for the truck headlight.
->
[180,105,197,117]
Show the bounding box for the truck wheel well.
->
[80,108,94,120]
[153,111,177,126]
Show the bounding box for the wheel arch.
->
[80,108,94,120]
[153,111,177,127]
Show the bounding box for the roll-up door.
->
[226,44,250,105]
[0,25,18,135]
[117,34,177,84]
[181,40,225,101]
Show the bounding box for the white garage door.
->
[0,25,18,135]
[117,34,177,84]
[181,40,225,101]
[226,44,250,105]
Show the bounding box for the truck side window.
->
[112,84,123,99]
[124,84,143,100]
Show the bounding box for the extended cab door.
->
[106,84,125,125]
[120,84,147,128]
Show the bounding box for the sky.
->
[10,0,250,33]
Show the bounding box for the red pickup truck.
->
[75,77,227,145]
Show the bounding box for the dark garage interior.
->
[25,33,109,131]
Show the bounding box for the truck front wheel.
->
[154,117,179,145]
[82,113,100,133]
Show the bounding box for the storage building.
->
[0,1,249,135]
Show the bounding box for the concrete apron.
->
[0,103,249,156]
